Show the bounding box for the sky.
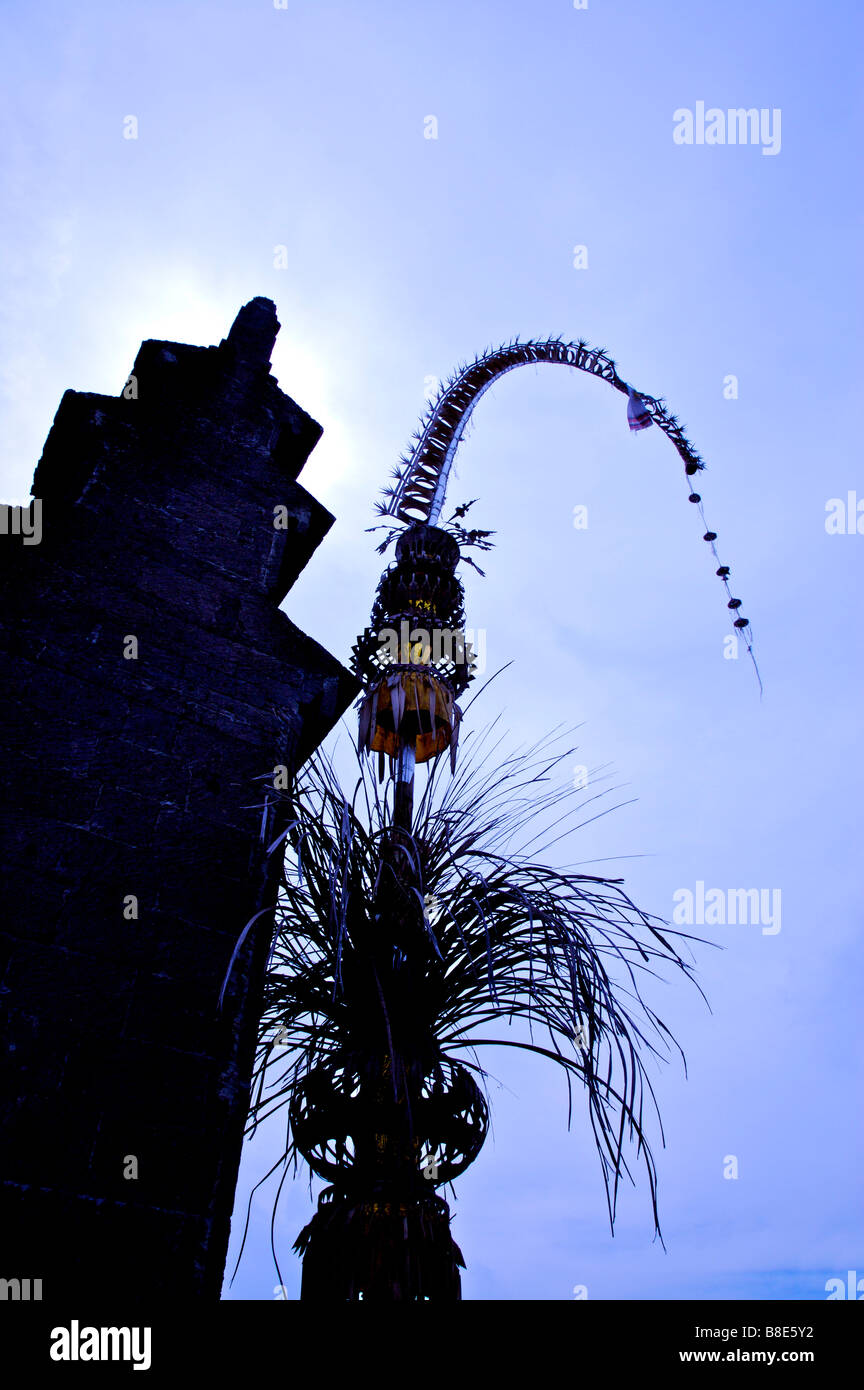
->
[2,0,861,1301]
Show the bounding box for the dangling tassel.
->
[390,675,406,735]
[626,386,652,433]
[449,705,462,775]
[358,693,373,751]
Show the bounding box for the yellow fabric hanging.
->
[360,669,455,765]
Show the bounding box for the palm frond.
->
[232,713,710,1280]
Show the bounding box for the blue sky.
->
[2,0,861,1300]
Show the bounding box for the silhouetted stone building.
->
[0,299,359,1302]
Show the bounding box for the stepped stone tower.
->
[0,298,359,1302]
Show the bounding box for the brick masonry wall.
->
[0,298,360,1302]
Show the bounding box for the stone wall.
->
[0,299,359,1302]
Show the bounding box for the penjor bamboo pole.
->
[393,741,416,835]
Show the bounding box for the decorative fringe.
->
[357,670,458,767]
[295,1187,464,1301]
